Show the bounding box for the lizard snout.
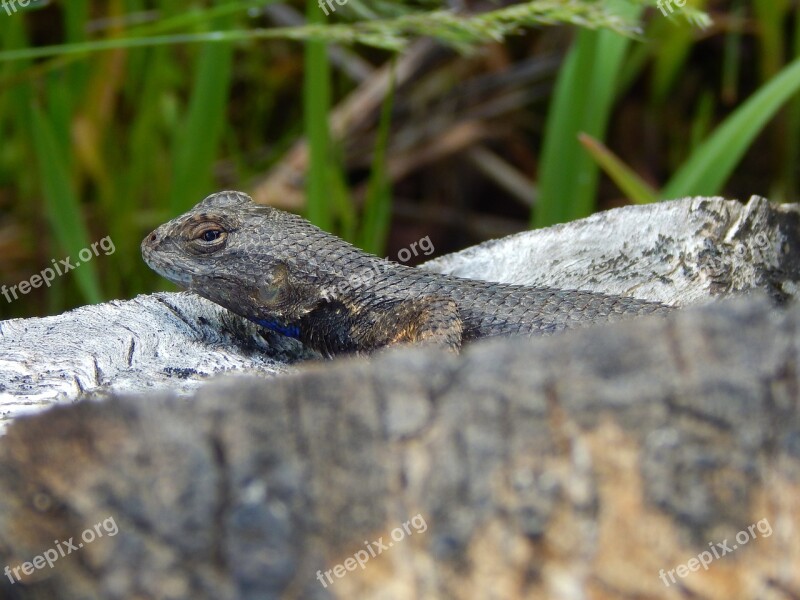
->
[142,229,160,248]
[141,226,167,254]
[141,227,168,265]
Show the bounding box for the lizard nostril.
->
[148,233,158,243]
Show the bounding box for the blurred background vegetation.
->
[0,0,798,319]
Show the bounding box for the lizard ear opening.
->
[258,263,290,300]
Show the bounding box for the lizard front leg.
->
[254,265,464,354]
[362,296,464,352]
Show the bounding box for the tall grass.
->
[0,1,797,319]
[579,1,800,206]
[304,0,334,231]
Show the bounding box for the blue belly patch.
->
[251,318,301,339]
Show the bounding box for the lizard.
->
[141,190,672,357]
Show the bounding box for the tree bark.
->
[0,295,797,599]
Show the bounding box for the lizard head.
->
[141,190,324,325]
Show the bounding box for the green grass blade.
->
[649,11,696,104]
[721,0,743,103]
[0,1,645,63]
[783,4,800,201]
[689,90,715,150]
[753,0,788,81]
[357,58,396,254]
[304,0,333,230]
[168,17,234,212]
[534,0,641,227]
[30,104,103,304]
[535,30,594,226]
[579,133,657,204]
[662,55,800,199]
[327,156,357,242]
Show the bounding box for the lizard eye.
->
[201,230,222,242]
[186,220,229,254]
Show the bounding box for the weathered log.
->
[0,291,309,433]
[423,194,800,304]
[1,195,797,434]
[0,295,797,599]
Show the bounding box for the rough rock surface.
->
[0,296,797,599]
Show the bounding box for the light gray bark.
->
[423,194,800,304]
[0,292,308,432]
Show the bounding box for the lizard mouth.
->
[143,258,194,288]
[140,236,194,287]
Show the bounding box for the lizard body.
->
[142,191,671,356]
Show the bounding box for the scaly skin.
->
[141,191,672,356]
